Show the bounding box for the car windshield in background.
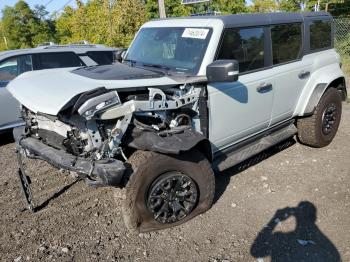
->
[126,27,212,75]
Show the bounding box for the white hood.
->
[7,67,180,115]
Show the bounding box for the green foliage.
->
[251,0,277,12]
[251,0,348,12]
[1,0,349,51]
[145,0,247,19]
[56,0,146,48]
[1,0,56,49]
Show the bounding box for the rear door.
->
[208,26,275,150]
[269,23,311,125]
[0,55,33,129]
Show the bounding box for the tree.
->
[0,22,8,51]
[56,0,147,47]
[145,0,247,19]
[111,0,147,47]
[1,1,56,49]
[32,5,57,45]
[278,0,301,11]
[210,0,248,14]
[251,0,277,12]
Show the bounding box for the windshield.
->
[125,27,212,75]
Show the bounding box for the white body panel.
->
[294,49,344,116]
[208,69,275,150]
[7,68,179,115]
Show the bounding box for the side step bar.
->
[213,122,297,172]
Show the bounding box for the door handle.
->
[298,70,310,79]
[256,83,273,93]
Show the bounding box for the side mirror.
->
[114,49,127,63]
[206,60,239,83]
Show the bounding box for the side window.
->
[271,23,302,65]
[0,55,33,82]
[35,52,83,70]
[86,51,114,65]
[310,20,332,51]
[217,27,265,73]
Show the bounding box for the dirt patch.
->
[0,105,349,262]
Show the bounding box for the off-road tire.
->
[297,88,342,148]
[117,150,215,233]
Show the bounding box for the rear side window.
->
[35,52,83,70]
[86,51,114,65]
[310,20,332,51]
[271,23,302,65]
[0,55,33,83]
[217,27,265,73]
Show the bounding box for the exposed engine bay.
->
[21,83,209,170]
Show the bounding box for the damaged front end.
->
[14,81,210,194]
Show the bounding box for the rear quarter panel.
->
[294,49,345,116]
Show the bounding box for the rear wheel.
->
[118,150,215,233]
[297,88,342,148]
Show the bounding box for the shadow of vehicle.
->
[32,179,81,212]
[250,201,341,262]
[0,131,14,146]
[213,138,296,204]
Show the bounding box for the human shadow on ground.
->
[213,138,296,204]
[250,201,341,262]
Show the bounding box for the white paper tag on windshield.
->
[182,28,209,39]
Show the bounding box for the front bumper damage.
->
[14,127,126,211]
[19,137,126,187]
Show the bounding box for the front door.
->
[208,26,274,150]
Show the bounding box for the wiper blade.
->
[141,63,170,71]
[123,59,137,66]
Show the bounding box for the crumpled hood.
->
[7,64,195,116]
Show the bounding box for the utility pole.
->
[325,3,330,12]
[158,0,166,18]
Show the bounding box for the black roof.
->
[159,12,332,28]
[216,12,332,28]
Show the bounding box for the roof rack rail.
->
[190,11,221,16]
[70,40,90,45]
[35,43,107,50]
[37,42,57,47]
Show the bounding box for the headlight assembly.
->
[78,91,121,119]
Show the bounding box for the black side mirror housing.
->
[206,60,239,83]
[114,49,127,63]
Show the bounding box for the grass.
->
[341,55,350,77]
[339,55,350,103]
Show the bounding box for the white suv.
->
[8,12,347,232]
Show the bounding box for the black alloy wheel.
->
[147,172,199,224]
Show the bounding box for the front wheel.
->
[297,88,342,148]
[118,150,215,233]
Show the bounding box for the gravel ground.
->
[0,104,349,262]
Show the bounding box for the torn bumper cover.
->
[18,137,126,187]
[125,127,211,159]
